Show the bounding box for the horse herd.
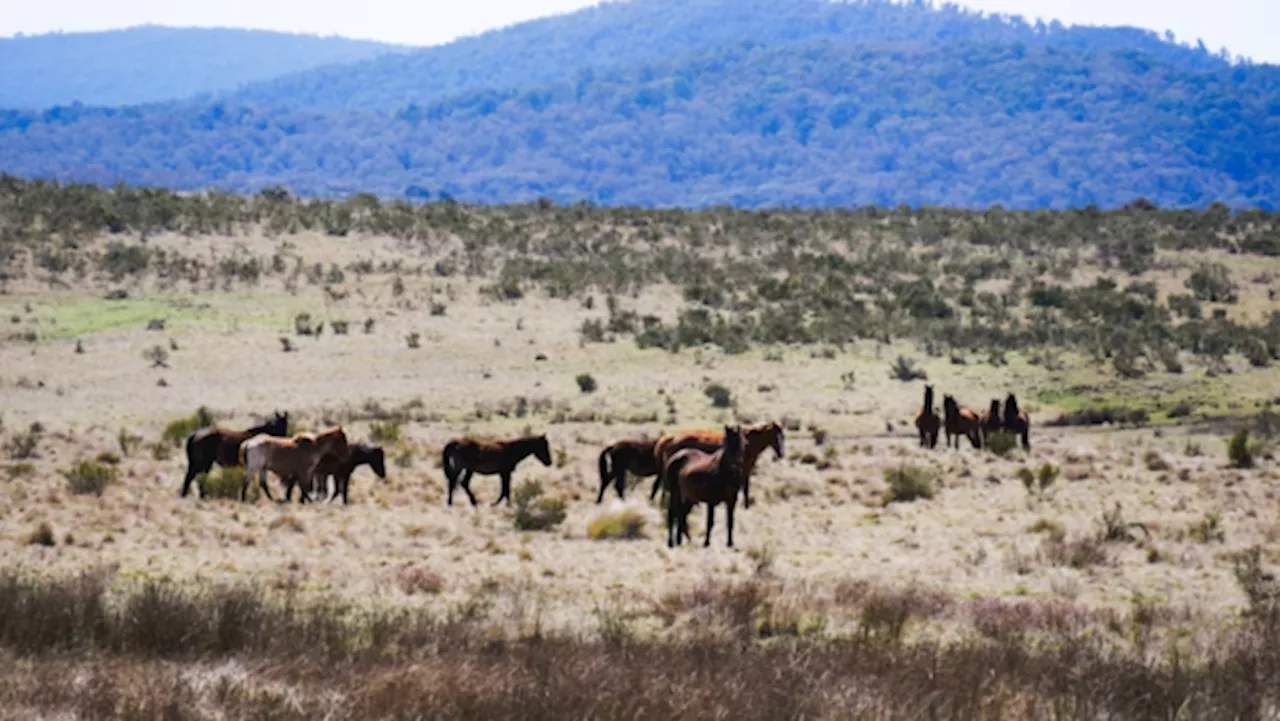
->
[913,385,1032,451]
[174,385,1023,549]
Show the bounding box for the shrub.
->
[6,423,43,459]
[1142,450,1170,471]
[200,467,247,500]
[117,427,143,457]
[368,419,403,444]
[1041,534,1108,569]
[161,407,216,447]
[395,564,445,595]
[587,508,648,541]
[576,373,598,394]
[26,522,55,547]
[1232,546,1280,621]
[704,383,733,408]
[882,465,936,504]
[512,481,567,532]
[1098,504,1149,543]
[63,459,119,496]
[1189,512,1225,544]
[888,356,927,382]
[1186,263,1238,303]
[406,333,421,349]
[142,344,170,368]
[1227,429,1254,469]
[985,430,1016,457]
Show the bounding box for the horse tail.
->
[238,439,249,468]
[597,446,614,502]
[442,441,460,489]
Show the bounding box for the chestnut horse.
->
[240,427,350,503]
[597,439,659,503]
[663,425,745,548]
[1003,394,1031,450]
[649,421,785,511]
[442,434,552,507]
[914,385,940,449]
[942,395,983,450]
[282,442,387,505]
[180,411,288,498]
[980,399,1003,448]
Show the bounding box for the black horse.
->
[181,411,288,498]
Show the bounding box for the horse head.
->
[924,384,935,408]
[988,399,1001,418]
[266,411,289,437]
[723,425,744,458]
[533,435,553,466]
[942,395,959,419]
[1003,394,1021,425]
[364,444,388,480]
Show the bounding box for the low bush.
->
[63,459,119,496]
[587,508,648,541]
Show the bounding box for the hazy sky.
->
[2,0,1276,64]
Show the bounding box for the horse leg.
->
[1021,427,1030,451]
[460,469,478,507]
[615,467,627,501]
[726,499,736,548]
[703,502,714,548]
[494,468,514,507]
[666,484,680,549]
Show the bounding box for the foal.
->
[240,427,349,503]
[282,442,387,505]
[663,425,745,549]
[442,434,553,506]
[596,439,659,503]
[942,395,983,450]
[914,385,941,449]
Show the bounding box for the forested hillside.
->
[0,26,403,109]
[0,0,1274,209]
[224,0,1234,111]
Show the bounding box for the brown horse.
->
[663,425,745,548]
[282,442,387,505]
[914,385,940,449]
[649,421,785,511]
[1003,394,1031,450]
[180,411,288,498]
[980,399,1003,447]
[240,427,350,503]
[442,434,552,507]
[942,395,983,450]
[597,439,659,503]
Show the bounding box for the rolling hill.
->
[222,0,1235,111]
[0,0,1275,209]
[0,25,406,109]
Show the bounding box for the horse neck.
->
[510,437,544,459]
[742,431,774,473]
[923,387,934,410]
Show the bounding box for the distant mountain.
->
[223,0,1234,111]
[0,25,406,109]
[3,35,1276,209]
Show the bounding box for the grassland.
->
[1,182,1279,719]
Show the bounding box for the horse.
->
[282,442,387,505]
[240,427,350,503]
[649,421,785,511]
[597,439,659,503]
[1003,394,1032,450]
[663,425,745,548]
[980,399,1003,447]
[180,411,288,498]
[442,434,552,507]
[914,385,941,449]
[942,395,983,450]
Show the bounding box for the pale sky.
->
[1,0,1276,64]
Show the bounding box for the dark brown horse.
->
[597,439,659,503]
[980,399,1003,447]
[914,385,941,449]
[1003,394,1031,450]
[663,425,745,548]
[282,442,387,505]
[443,434,553,506]
[650,421,784,511]
[942,395,983,450]
[180,411,288,498]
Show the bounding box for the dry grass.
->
[2,220,1280,717]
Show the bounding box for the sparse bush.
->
[117,427,143,457]
[1189,511,1225,544]
[986,430,1016,457]
[1142,450,1170,471]
[1227,429,1254,468]
[704,383,733,408]
[1041,534,1108,569]
[587,508,647,541]
[1232,546,1280,622]
[576,373,598,394]
[1098,503,1149,543]
[63,459,119,496]
[368,419,403,444]
[161,407,216,447]
[888,356,927,382]
[882,465,936,504]
[6,461,35,478]
[406,332,421,349]
[26,522,56,547]
[6,423,43,459]
[395,564,445,595]
[200,467,247,500]
[143,344,170,368]
[1025,518,1066,542]
[512,481,567,531]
